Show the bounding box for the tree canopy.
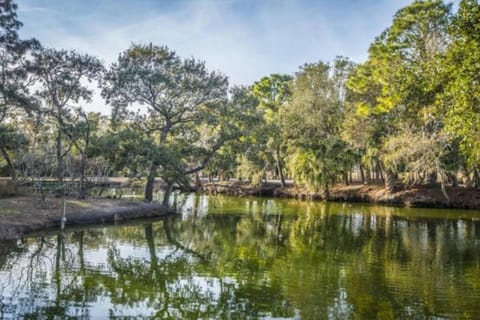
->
[102,44,230,202]
[0,0,479,203]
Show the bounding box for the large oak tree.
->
[102,44,229,203]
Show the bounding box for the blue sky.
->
[16,0,418,85]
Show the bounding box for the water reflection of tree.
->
[100,219,292,318]
[181,198,480,319]
[0,198,480,318]
[0,230,108,318]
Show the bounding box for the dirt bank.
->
[202,181,480,210]
[0,197,173,241]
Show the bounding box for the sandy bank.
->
[0,197,173,241]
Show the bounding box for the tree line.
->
[1,0,479,204]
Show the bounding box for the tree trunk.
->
[365,167,372,185]
[275,148,286,187]
[378,166,384,182]
[145,122,170,202]
[0,145,16,182]
[474,169,480,189]
[446,172,458,187]
[384,169,395,193]
[426,171,437,188]
[144,162,158,202]
[194,172,202,191]
[376,160,384,182]
[56,128,63,183]
[79,152,87,199]
[439,173,450,204]
[359,165,366,184]
[162,182,173,207]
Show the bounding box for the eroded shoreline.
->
[201,181,480,210]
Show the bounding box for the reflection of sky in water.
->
[88,299,156,319]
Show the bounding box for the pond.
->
[1,194,480,319]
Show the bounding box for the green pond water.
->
[1,194,480,319]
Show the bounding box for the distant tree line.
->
[0,0,479,204]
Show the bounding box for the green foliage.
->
[0,124,28,149]
[287,143,342,191]
[0,124,28,179]
[245,74,292,185]
[31,48,103,111]
[252,74,292,120]
[440,0,480,171]
[283,59,354,192]
[102,43,227,125]
[345,0,461,192]
[205,86,260,181]
[0,0,39,181]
